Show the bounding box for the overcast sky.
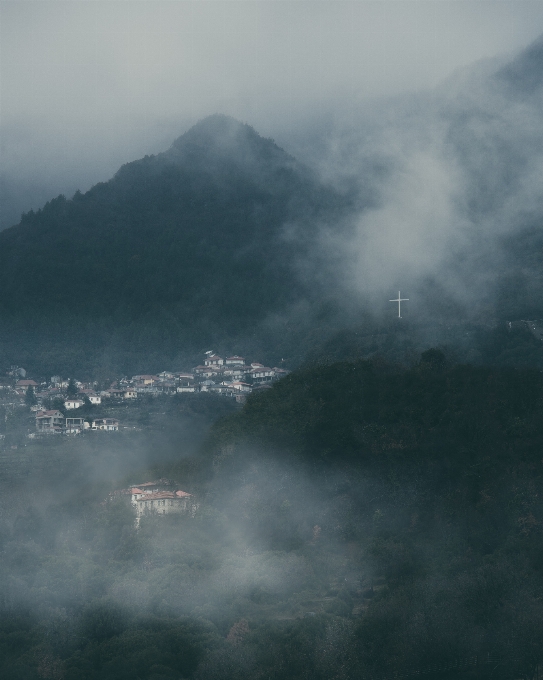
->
[2,1,543,224]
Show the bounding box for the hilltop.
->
[0,116,350,375]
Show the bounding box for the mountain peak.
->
[173,114,258,146]
[169,114,277,157]
[164,114,295,178]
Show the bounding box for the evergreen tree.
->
[66,378,78,397]
[25,385,37,407]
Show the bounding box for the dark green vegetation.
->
[5,35,543,382]
[3,106,543,379]
[2,355,543,678]
[0,115,351,377]
[205,353,543,679]
[306,318,543,371]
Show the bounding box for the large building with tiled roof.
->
[128,480,198,523]
[16,379,39,388]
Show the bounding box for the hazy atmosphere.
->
[3,1,543,228]
[4,3,543,680]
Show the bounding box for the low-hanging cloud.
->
[3,2,543,229]
[309,37,543,320]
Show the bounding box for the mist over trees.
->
[4,35,543,374]
[0,115,355,376]
[3,27,543,680]
[2,355,543,678]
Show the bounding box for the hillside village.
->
[0,354,289,437]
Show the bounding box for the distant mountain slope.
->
[0,116,348,374]
[5,32,543,377]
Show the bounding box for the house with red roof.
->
[16,379,39,389]
[128,480,198,523]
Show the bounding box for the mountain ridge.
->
[0,115,350,375]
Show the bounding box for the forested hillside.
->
[200,353,543,678]
[0,115,350,375]
[2,354,543,679]
[4,69,543,377]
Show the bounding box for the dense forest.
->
[0,115,353,376]
[3,108,543,378]
[2,352,543,679]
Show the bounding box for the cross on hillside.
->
[389,291,409,318]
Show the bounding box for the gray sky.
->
[2,1,543,224]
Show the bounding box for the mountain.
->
[0,116,349,375]
[5,34,543,378]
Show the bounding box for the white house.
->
[92,418,119,431]
[225,356,245,366]
[80,390,102,405]
[176,373,195,381]
[209,384,234,396]
[231,381,252,393]
[132,489,197,520]
[204,355,224,367]
[223,367,246,378]
[250,367,275,383]
[177,383,197,393]
[64,398,85,410]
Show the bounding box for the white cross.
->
[389,291,409,318]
